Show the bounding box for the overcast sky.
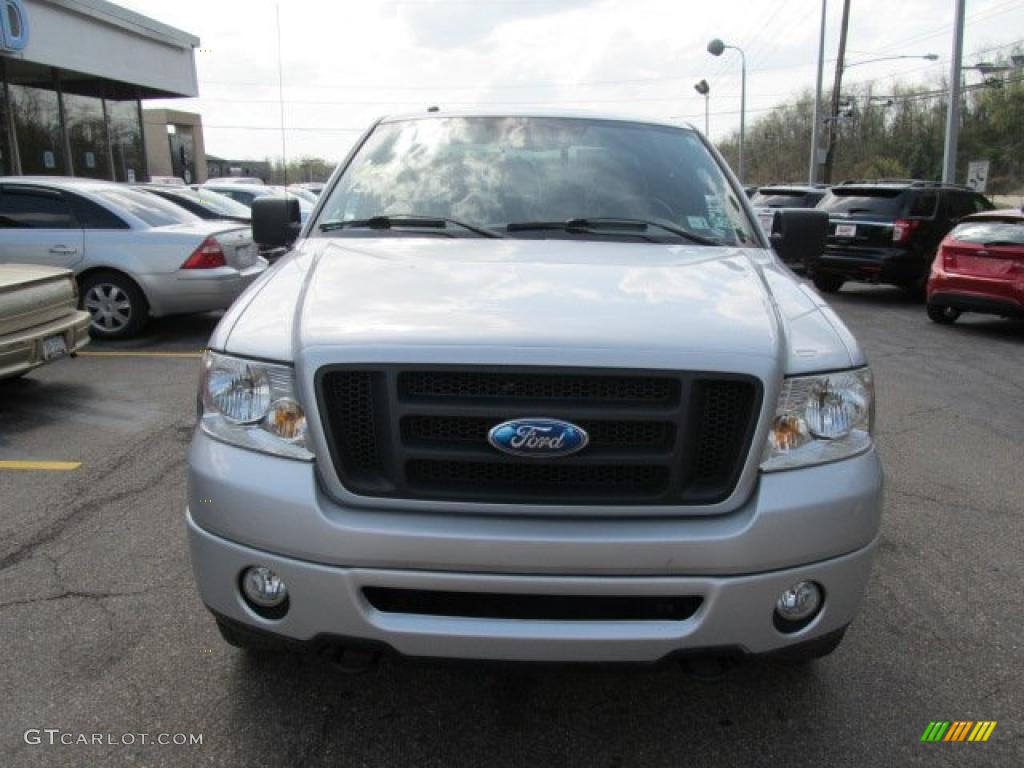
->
[119,0,1024,163]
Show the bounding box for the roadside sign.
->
[967,160,990,192]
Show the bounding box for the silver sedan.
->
[0,177,267,338]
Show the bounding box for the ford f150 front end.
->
[186,113,882,665]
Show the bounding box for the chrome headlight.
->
[199,351,313,460]
[761,367,874,471]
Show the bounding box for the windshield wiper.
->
[505,217,722,246]
[319,214,503,239]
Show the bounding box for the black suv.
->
[807,180,993,294]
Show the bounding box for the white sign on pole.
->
[966,160,990,192]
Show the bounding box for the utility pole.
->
[823,0,851,184]
[942,0,966,183]
[809,0,827,183]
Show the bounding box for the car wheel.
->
[812,273,844,294]
[80,272,148,339]
[771,626,847,664]
[927,303,960,324]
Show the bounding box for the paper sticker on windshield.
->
[687,216,709,230]
[704,194,731,235]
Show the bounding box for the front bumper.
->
[0,310,91,380]
[140,261,267,317]
[189,513,877,661]
[187,432,883,662]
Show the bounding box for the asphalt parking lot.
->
[1,286,1021,768]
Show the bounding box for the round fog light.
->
[775,581,822,623]
[241,566,288,609]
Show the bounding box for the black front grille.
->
[317,366,761,506]
[363,587,703,621]
[400,370,678,404]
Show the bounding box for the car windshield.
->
[90,187,201,227]
[751,191,815,208]
[819,189,905,217]
[316,116,756,245]
[182,188,252,217]
[256,187,314,211]
[952,219,1024,245]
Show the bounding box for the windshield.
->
[184,188,252,217]
[257,187,314,211]
[951,220,1024,245]
[90,187,201,227]
[164,188,252,218]
[819,189,906,217]
[316,116,756,245]
[751,191,819,209]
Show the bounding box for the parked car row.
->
[752,179,1021,326]
[0,177,267,340]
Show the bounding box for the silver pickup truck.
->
[187,112,882,667]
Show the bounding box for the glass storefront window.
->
[107,99,144,183]
[63,92,110,180]
[8,83,65,175]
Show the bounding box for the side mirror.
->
[252,196,301,247]
[770,209,828,266]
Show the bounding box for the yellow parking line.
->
[78,351,203,359]
[0,460,82,471]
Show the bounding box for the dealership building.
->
[1,0,200,182]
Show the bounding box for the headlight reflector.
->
[206,358,271,424]
[762,368,873,471]
[199,351,313,460]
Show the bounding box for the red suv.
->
[926,209,1024,324]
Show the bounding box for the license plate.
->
[835,223,857,238]
[42,334,68,361]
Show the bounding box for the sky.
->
[118,0,1024,163]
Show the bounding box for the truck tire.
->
[812,273,844,294]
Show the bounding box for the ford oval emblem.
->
[487,418,589,458]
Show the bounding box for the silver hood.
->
[215,237,862,376]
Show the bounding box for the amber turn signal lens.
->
[264,398,307,442]
[769,414,808,452]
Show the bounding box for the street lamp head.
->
[694,79,709,95]
[923,53,939,61]
[707,38,725,57]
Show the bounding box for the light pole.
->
[707,38,746,180]
[809,0,826,184]
[694,79,710,138]
[943,0,966,183]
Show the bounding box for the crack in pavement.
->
[889,486,1016,520]
[0,419,191,575]
[0,584,174,611]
